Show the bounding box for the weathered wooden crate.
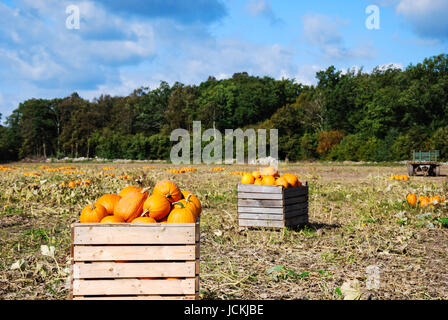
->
[238,183,309,229]
[70,222,200,300]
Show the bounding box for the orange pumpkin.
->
[114,188,150,222]
[80,203,108,223]
[430,196,441,204]
[153,180,182,203]
[100,215,125,223]
[282,173,299,188]
[275,177,290,188]
[406,193,417,206]
[119,186,142,198]
[97,194,122,215]
[420,198,430,208]
[182,192,202,217]
[241,173,255,185]
[167,205,196,223]
[173,198,199,219]
[261,166,279,178]
[131,216,157,223]
[252,171,262,180]
[143,194,172,221]
[262,175,276,185]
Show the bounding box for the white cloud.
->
[390,0,448,40]
[246,0,283,25]
[301,13,376,61]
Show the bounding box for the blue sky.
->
[1,0,447,122]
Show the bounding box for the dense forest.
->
[1,54,447,163]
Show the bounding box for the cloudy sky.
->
[0,0,447,121]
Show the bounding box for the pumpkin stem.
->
[186,194,192,202]
[141,187,151,194]
[140,209,149,217]
[172,201,185,208]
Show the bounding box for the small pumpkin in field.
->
[100,215,125,223]
[119,186,142,198]
[275,177,289,188]
[131,216,157,223]
[406,193,417,206]
[143,194,172,221]
[153,180,182,203]
[262,175,276,185]
[80,203,108,223]
[167,203,196,223]
[114,188,150,222]
[241,173,255,185]
[181,191,202,217]
[97,194,122,215]
[419,197,430,208]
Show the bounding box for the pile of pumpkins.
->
[241,167,302,188]
[166,167,197,174]
[406,193,447,208]
[61,180,92,188]
[230,171,250,176]
[390,175,410,181]
[80,179,201,224]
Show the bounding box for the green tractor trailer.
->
[407,150,441,177]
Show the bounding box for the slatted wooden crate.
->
[70,222,200,300]
[238,183,308,229]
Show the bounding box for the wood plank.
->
[285,214,308,227]
[238,213,284,221]
[238,184,283,194]
[73,279,196,296]
[73,226,195,245]
[284,202,308,214]
[73,262,196,279]
[238,207,284,214]
[238,219,284,228]
[284,207,308,219]
[73,295,197,300]
[238,192,283,200]
[284,186,308,199]
[284,195,308,206]
[73,245,197,262]
[238,199,283,208]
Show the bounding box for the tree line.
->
[1,54,447,163]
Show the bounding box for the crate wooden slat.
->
[73,245,197,261]
[70,222,200,300]
[237,183,309,229]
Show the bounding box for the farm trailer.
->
[407,151,441,177]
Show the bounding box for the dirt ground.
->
[0,162,447,300]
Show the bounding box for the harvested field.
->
[0,162,447,300]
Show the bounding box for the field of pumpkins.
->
[0,162,447,300]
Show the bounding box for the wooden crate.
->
[238,183,308,229]
[70,222,200,300]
